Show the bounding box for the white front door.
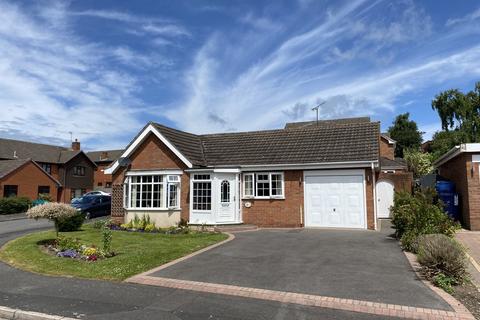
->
[215,173,237,223]
[305,172,366,229]
[376,180,394,218]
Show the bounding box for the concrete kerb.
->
[0,306,77,320]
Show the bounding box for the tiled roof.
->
[380,157,407,169]
[87,149,124,163]
[284,117,371,129]
[0,138,70,163]
[153,124,207,166]
[0,159,30,179]
[151,120,380,167]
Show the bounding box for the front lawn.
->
[0,224,228,281]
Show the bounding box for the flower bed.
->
[42,235,115,262]
[109,214,192,235]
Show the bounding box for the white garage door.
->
[305,173,366,229]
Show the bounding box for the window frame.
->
[123,174,181,211]
[73,166,86,177]
[191,174,212,212]
[37,185,50,196]
[242,172,284,199]
[40,163,51,174]
[3,185,18,197]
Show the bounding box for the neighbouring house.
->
[0,138,97,202]
[0,159,61,200]
[106,117,412,229]
[87,150,123,193]
[434,144,480,230]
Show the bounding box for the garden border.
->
[403,251,474,318]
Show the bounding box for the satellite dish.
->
[118,157,131,167]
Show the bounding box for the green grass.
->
[0,225,228,281]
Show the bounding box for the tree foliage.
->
[387,113,423,157]
[404,149,433,178]
[431,82,480,143]
[430,130,465,160]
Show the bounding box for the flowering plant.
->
[57,249,78,258]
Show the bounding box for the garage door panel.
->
[305,173,366,229]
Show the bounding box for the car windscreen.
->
[77,196,97,204]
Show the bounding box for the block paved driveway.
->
[148,227,451,311]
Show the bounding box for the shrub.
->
[391,189,460,251]
[92,219,106,229]
[102,223,113,255]
[83,247,97,256]
[37,193,53,201]
[56,213,85,232]
[27,202,79,236]
[0,197,31,214]
[56,236,82,251]
[417,234,467,286]
[144,224,156,232]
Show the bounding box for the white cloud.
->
[446,7,480,27]
[163,1,480,134]
[0,1,146,149]
[71,9,189,39]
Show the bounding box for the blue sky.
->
[0,0,479,150]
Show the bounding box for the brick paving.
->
[127,275,474,319]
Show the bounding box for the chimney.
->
[71,139,81,151]
[100,151,109,160]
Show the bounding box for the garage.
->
[304,170,366,229]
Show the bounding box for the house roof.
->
[434,143,480,167]
[0,138,97,168]
[149,120,380,168]
[0,138,70,163]
[284,117,371,130]
[87,149,124,163]
[380,157,407,169]
[0,159,61,185]
[0,159,30,179]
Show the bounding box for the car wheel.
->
[85,212,91,220]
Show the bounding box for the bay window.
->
[123,174,180,209]
[242,172,284,198]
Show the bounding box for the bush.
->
[56,236,82,251]
[27,202,79,235]
[0,197,31,214]
[391,189,460,251]
[417,234,467,286]
[56,213,85,232]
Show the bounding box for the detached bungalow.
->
[106,118,411,230]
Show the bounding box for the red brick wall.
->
[241,171,303,228]
[438,153,471,229]
[93,163,112,188]
[242,169,376,230]
[111,133,190,222]
[0,161,58,201]
[377,171,413,194]
[365,168,375,230]
[379,137,395,160]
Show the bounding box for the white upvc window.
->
[123,174,181,210]
[242,172,284,199]
[192,174,212,211]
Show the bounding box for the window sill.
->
[242,197,285,200]
[124,207,182,211]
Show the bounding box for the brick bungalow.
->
[434,144,480,230]
[0,138,96,202]
[106,117,412,229]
